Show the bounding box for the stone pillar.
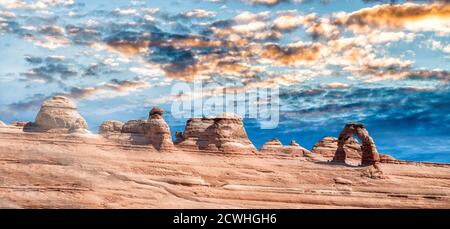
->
[146,107,174,151]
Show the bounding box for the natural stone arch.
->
[332,123,380,166]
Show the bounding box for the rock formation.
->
[0,120,5,126]
[176,113,257,154]
[100,107,174,151]
[145,107,174,151]
[34,96,88,132]
[99,120,124,134]
[312,136,361,159]
[121,120,147,134]
[312,136,395,163]
[260,139,311,157]
[333,123,380,165]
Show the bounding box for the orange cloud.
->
[259,43,322,65]
[337,3,450,34]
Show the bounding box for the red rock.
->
[312,136,361,158]
[176,113,256,154]
[145,107,174,151]
[333,123,380,165]
[99,120,124,134]
[260,139,311,157]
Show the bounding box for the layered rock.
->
[333,123,380,165]
[100,107,174,151]
[99,120,124,134]
[121,120,147,134]
[176,113,256,154]
[312,137,361,159]
[145,107,174,151]
[260,139,311,157]
[312,123,393,165]
[34,96,88,132]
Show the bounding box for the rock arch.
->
[332,123,380,165]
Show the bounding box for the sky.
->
[0,0,449,162]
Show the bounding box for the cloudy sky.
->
[0,0,449,162]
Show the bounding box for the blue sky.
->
[0,0,449,162]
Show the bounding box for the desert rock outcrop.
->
[121,120,147,134]
[333,123,380,165]
[34,96,88,132]
[260,139,311,156]
[176,113,256,154]
[312,136,361,158]
[99,120,124,134]
[100,107,174,151]
[145,107,174,151]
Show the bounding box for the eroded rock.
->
[121,120,147,134]
[145,107,174,151]
[102,108,174,151]
[260,139,311,157]
[333,123,380,165]
[334,177,353,185]
[177,113,256,154]
[312,136,361,159]
[34,96,88,132]
[312,124,394,165]
[99,120,124,134]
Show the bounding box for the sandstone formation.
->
[34,96,88,132]
[145,107,174,151]
[260,139,311,157]
[312,136,395,163]
[99,120,124,134]
[121,120,147,134]
[176,113,257,154]
[333,123,380,165]
[312,136,361,158]
[100,107,174,151]
[0,127,449,208]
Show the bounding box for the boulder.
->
[99,120,124,134]
[34,96,88,131]
[177,113,256,154]
[145,107,174,151]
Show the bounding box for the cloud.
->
[427,39,450,53]
[323,82,351,89]
[66,79,150,100]
[182,9,216,18]
[20,55,77,84]
[243,0,289,6]
[258,42,322,65]
[272,12,308,31]
[336,3,450,35]
[0,0,74,10]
